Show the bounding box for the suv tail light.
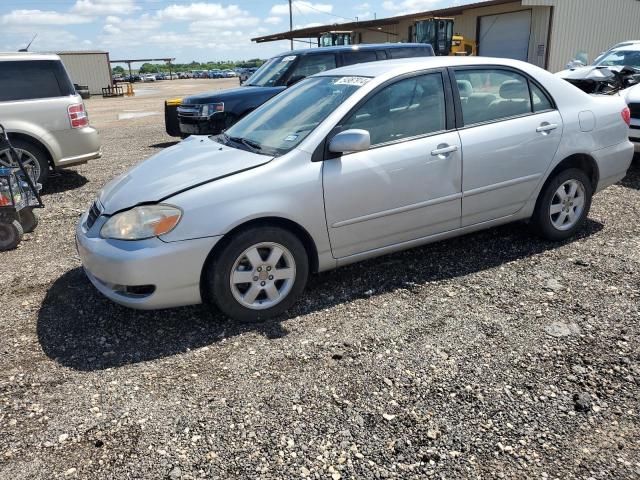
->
[622,107,631,127]
[68,103,89,128]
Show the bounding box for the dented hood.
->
[98,136,272,214]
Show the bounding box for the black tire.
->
[530,168,593,241]
[203,226,309,323]
[0,220,24,251]
[1,139,50,185]
[19,208,38,233]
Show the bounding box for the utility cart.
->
[0,124,43,251]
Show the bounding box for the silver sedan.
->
[77,57,633,322]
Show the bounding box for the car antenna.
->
[18,34,37,52]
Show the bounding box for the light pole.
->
[289,0,293,50]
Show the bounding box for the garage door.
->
[479,10,532,61]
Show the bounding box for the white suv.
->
[0,53,101,184]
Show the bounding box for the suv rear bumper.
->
[52,126,101,167]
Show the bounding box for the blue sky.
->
[1,0,475,62]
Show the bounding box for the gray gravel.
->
[1,84,639,479]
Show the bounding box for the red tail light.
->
[68,103,89,128]
[622,107,631,127]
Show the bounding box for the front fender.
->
[159,151,335,271]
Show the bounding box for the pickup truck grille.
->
[177,105,202,118]
[86,201,101,229]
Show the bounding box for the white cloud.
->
[354,2,370,11]
[1,9,92,26]
[382,0,440,12]
[155,2,250,22]
[72,0,140,16]
[270,1,333,16]
[265,16,282,25]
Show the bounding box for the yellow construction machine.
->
[411,17,477,56]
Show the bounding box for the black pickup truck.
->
[165,43,435,137]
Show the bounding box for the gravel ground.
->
[1,79,639,479]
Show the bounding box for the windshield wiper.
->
[229,136,262,153]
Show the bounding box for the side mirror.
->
[328,129,370,154]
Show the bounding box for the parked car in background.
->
[141,74,157,82]
[0,53,101,184]
[239,67,258,84]
[82,56,633,321]
[557,41,640,151]
[166,43,435,137]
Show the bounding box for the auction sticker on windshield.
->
[334,76,370,86]
[281,56,296,62]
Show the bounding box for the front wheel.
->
[530,168,593,241]
[0,220,24,251]
[19,208,38,233]
[203,226,309,322]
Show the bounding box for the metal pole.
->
[289,0,293,50]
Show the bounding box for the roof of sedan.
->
[316,56,536,78]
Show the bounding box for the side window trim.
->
[450,65,558,129]
[324,68,453,158]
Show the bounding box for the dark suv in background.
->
[165,43,435,137]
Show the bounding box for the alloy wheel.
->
[229,242,296,310]
[549,179,586,231]
[0,148,41,183]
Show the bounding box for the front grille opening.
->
[113,284,156,298]
[86,201,101,229]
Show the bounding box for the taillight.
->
[622,107,631,127]
[68,103,89,128]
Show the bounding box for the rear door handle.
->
[536,123,558,133]
[431,144,459,156]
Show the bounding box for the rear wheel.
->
[204,226,309,322]
[0,139,50,185]
[530,168,593,241]
[0,220,23,251]
[19,208,38,233]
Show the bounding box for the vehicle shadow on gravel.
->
[37,219,603,372]
[619,158,639,190]
[37,268,289,371]
[42,170,89,195]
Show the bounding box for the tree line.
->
[112,59,266,75]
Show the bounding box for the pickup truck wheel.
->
[530,168,593,241]
[0,139,50,185]
[204,226,309,323]
[0,220,23,251]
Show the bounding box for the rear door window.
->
[453,68,533,125]
[388,47,433,59]
[341,50,378,66]
[288,54,337,82]
[0,60,74,101]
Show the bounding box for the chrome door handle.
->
[431,145,459,156]
[536,123,558,133]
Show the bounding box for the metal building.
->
[253,0,640,72]
[55,51,113,96]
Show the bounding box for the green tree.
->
[112,66,125,75]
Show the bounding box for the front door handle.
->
[431,144,459,156]
[536,123,558,133]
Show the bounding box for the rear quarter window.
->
[388,47,433,59]
[342,50,378,66]
[0,60,75,102]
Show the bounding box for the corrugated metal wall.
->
[57,52,112,95]
[525,0,640,72]
[354,1,552,68]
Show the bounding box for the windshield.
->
[244,55,297,87]
[595,49,640,68]
[221,75,370,156]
